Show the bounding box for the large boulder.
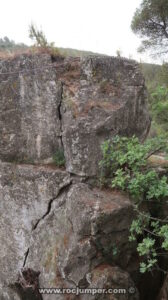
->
[24,184,136,300]
[0,53,151,300]
[0,54,150,176]
[0,177,136,299]
[60,56,150,176]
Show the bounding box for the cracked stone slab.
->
[0,161,70,298]
[25,183,136,300]
[60,56,151,176]
[0,54,150,175]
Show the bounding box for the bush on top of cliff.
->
[99,135,168,274]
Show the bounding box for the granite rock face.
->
[0,162,71,299]
[0,54,62,162]
[0,53,151,299]
[19,183,137,300]
[61,56,150,176]
[0,54,150,175]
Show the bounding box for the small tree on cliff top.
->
[131,0,168,57]
[29,23,55,48]
[28,23,60,56]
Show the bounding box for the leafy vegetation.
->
[140,62,168,135]
[131,0,168,57]
[53,149,65,167]
[99,135,168,273]
[150,85,168,132]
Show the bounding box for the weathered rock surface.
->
[0,174,138,299]
[80,265,139,300]
[0,54,150,175]
[24,184,136,299]
[60,56,150,176]
[0,53,151,299]
[0,54,62,162]
[0,162,71,299]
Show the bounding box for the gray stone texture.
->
[25,183,137,300]
[0,161,71,299]
[0,54,62,162]
[60,56,150,176]
[0,54,150,175]
[0,53,150,299]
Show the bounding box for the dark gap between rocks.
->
[14,268,43,300]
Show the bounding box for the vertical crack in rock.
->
[32,195,57,231]
[16,182,72,299]
[58,82,64,149]
[32,181,72,230]
[23,248,30,268]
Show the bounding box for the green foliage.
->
[158,63,168,87]
[53,149,65,167]
[100,135,168,273]
[141,63,168,135]
[131,0,168,57]
[130,212,168,273]
[149,85,168,132]
[140,62,161,91]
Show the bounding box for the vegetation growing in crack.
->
[53,149,65,167]
[99,135,168,274]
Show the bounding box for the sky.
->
[0,0,160,63]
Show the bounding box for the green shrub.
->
[150,85,168,132]
[99,135,168,273]
[53,149,65,167]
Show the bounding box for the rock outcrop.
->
[0,53,151,300]
[0,54,150,175]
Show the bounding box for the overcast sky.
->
[0,0,160,63]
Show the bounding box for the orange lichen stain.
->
[44,246,58,273]
[63,234,70,248]
[99,82,121,96]
[67,100,122,118]
[84,100,122,112]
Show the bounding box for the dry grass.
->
[0,46,62,60]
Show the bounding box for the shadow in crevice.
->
[13,268,43,300]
